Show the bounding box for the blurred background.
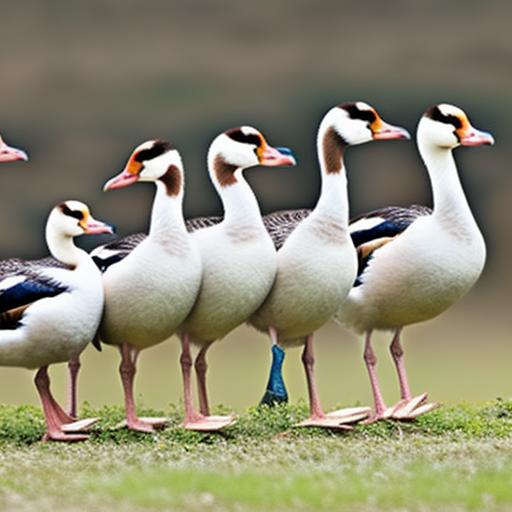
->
[0,0,510,411]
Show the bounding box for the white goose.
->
[250,102,410,428]
[177,127,296,430]
[95,139,202,433]
[0,201,112,441]
[336,104,494,421]
[0,136,28,163]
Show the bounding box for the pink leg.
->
[302,335,325,419]
[363,331,388,419]
[180,334,202,424]
[389,329,412,401]
[195,341,213,417]
[34,367,88,442]
[119,344,154,433]
[67,355,81,418]
[388,329,437,420]
[180,334,235,431]
[295,335,358,429]
[269,326,278,346]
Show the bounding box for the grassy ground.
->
[1,401,512,511]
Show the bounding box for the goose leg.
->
[296,335,356,429]
[62,355,99,432]
[195,341,213,416]
[259,326,289,406]
[363,332,394,422]
[67,355,81,418]
[388,329,439,420]
[181,334,234,431]
[35,366,89,442]
[118,344,166,432]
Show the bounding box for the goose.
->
[0,201,112,441]
[92,139,203,433]
[0,136,28,163]
[249,102,410,428]
[334,103,494,421]
[88,127,296,431]
[177,127,295,430]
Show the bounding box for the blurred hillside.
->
[0,1,510,408]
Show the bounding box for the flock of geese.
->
[0,101,494,441]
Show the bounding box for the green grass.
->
[1,401,512,511]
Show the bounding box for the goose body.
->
[182,217,276,343]
[0,257,104,368]
[99,218,201,349]
[0,201,112,441]
[341,203,485,333]
[251,103,410,427]
[250,198,356,345]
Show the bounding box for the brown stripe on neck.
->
[322,127,347,174]
[159,164,182,196]
[214,155,238,187]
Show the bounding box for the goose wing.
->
[263,209,312,250]
[349,205,432,286]
[0,263,69,329]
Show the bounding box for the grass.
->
[1,400,512,511]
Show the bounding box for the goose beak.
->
[259,145,297,167]
[458,127,495,147]
[0,141,29,163]
[372,121,411,141]
[103,169,139,191]
[84,217,116,235]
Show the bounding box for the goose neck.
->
[313,123,350,226]
[209,155,263,227]
[148,180,187,241]
[418,140,473,220]
[45,229,88,269]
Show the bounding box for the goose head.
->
[208,126,296,187]
[0,136,28,163]
[103,140,184,197]
[48,200,114,238]
[418,104,495,149]
[320,102,410,147]
[318,102,409,174]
